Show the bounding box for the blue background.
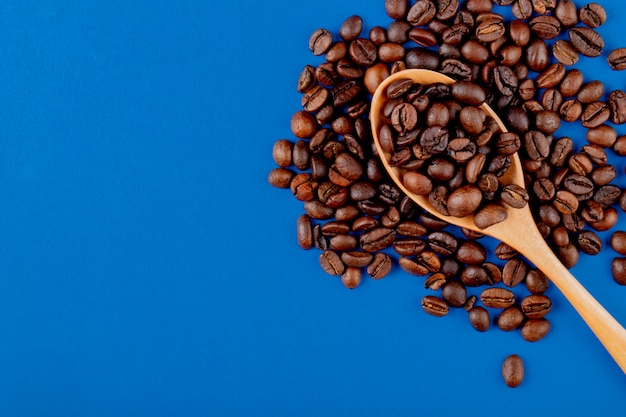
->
[0,0,625,415]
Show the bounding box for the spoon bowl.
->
[370,69,626,373]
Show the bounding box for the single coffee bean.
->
[521,294,552,319]
[424,272,447,290]
[340,15,363,41]
[611,232,626,255]
[583,144,609,167]
[510,19,531,46]
[402,171,433,196]
[360,227,397,252]
[577,230,602,255]
[559,69,584,97]
[502,354,524,388]
[569,27,604,57]
[456,240,486,265]
[525,38,549,72]
[521,318,551,342]
[529,15,561,40]
[609,90,626,124]
[531,0,556,14]
[368,253,392,279]
[555,0,578,27]
[554,190,579,215]
[586,124,617,148]
[461,265,490,287]
[612,257,626,285]
[341,267,361,289]
[319,250,345,276]
[502,258,527,287]
[526,269,549,294]
[428,231,458,256]
[497,306,524,331]
[513,0,533,20]
[559,99,583,122]
[421,295,449,317]
[608,48,626,71]
[476,16,505,43]
[450,81,487,106]
[581,101,610,128]
[580,3,606,28]
[535,110,560,134]
[481,287,515,309]
[268,168,295,189]
[501,184,529,208]
[309,28,333,56]
[407,0,437,26]
[341,251,373,268]
[474,204,508,229]
[442,281,467,308]
[594,184,621,207]
[348,38,378,66]
[385,0,408,19]
[447,184,482,218]
[568,153,593,176]
[469,306,491,332]
[493,65,518,96]
[296,214,313,250]
[393,238,426,256]
[524,130,550,161]
[329,234,357,252]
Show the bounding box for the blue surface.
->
[0,0,625,415]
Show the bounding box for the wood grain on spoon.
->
[370,69,626,374]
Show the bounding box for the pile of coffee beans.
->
[268,0,626,386]
[376,77,531,229]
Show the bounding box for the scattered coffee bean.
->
[502,354,524,388]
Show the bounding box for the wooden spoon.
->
[370,69,626,373]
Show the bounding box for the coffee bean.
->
[581,101,610,128]
[529,15,561,40]
[309,28,333,56]
[360,227,397,252]
[421,295,449,317]
[612,257,626,285]
[526,269,549,294]
[501,184,529,208]
[502,258,527,287]
[609,90,626,124]
[559,99,583,122]
[554,190,579,214]
[555,0,578,27]
[521,318,551,342]
[296,214,314,250]
[446,184,482,218]
[340,15,363,41]
[368,253,392,279]
[341,267,361,289]
[425,272,447,290]
[502,354,524,388]
[525,38,549,72]
[482,287,515,309]
[469,306,490,332]
[348,38,377,66]
[524,131,550,161]
[577,230,602,255]
[393,238,426,256]
[594,184,621,207]
[385,0,408,19]
[442,281,467,308]
[497,306,524,331]
[268,168,296,189]
[569,27,604,57]
[407,0,437,26]
[521,294,552,319]
[474,204,508,229]
[580,3,606,29]
[319,250,345,276]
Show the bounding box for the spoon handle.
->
[516,226,626,374]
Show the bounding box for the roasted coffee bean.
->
[304,200,335,220]
[297,214,314,250]
[402,171,433,195]
[497,306,524,331]
[396,221,427,237]
[594,185,621,207]
[529,15,561,40]
[502,354,524,388]
[609,90,626,124]
[447,184,482,218]
[476,16,505,43]
[340,15,363,41]
[495,242,518,260]
[407,0,437,26]
[577,230,603,255]
[554,190,579,215]
[510,19,531,46]
[406,47,440,70]
[542,89,563,112]
[521,318,551,342]
[348,38,377,66]
[580,3,606,28]
[461,39,490,65]
[568,153,593,176]
[531,0,556,14]
[421,295,449,317]
[368,253,392,279]
[581,101,610,128]
[291,111,317,139]
[391,103,418,133]
[578,81,604,104]
[393,238,426,256]
[610,231,626,256]
[448,138,477,162]
[525,38,549,72]
[559,69,584,97]
[461,265,490,287]
[268,168,296,189]
[555,0,578,27]
[587,124,617,148]
[526,269,549,294]
[319,250,345,276]
[521,294,552,319]
[360,227,397,252]
[341,251,373,268]
[450,81,487,106]
[563,174,593,195]
[465,153,487,184]
[524,131,550,161]
[309,28,333,56]
[501,184,529,208]
[569,27,604,57]
[313,225,328,250]
[481,287,515,308]
[583,144,609,167]
[559,99,583,122]
[329,234,358,251]
[425,272,447,290]
[385,0,408,19]
[456,241,486,265]
[513,0,532,20]
[535,110,560,134]
[469,306,490,332]
[400,256,429,276]
[502,258,527,287]
[493,65,518,96]
[608,48,626,71]
[291,173,318,201]
[474,204,508,229]
[612,257,626,285]
[442,281,467,308]
[341,267,361,289]
[428,231,458,256]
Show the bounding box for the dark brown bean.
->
[502,354,524,388]
[469,306,490,332]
